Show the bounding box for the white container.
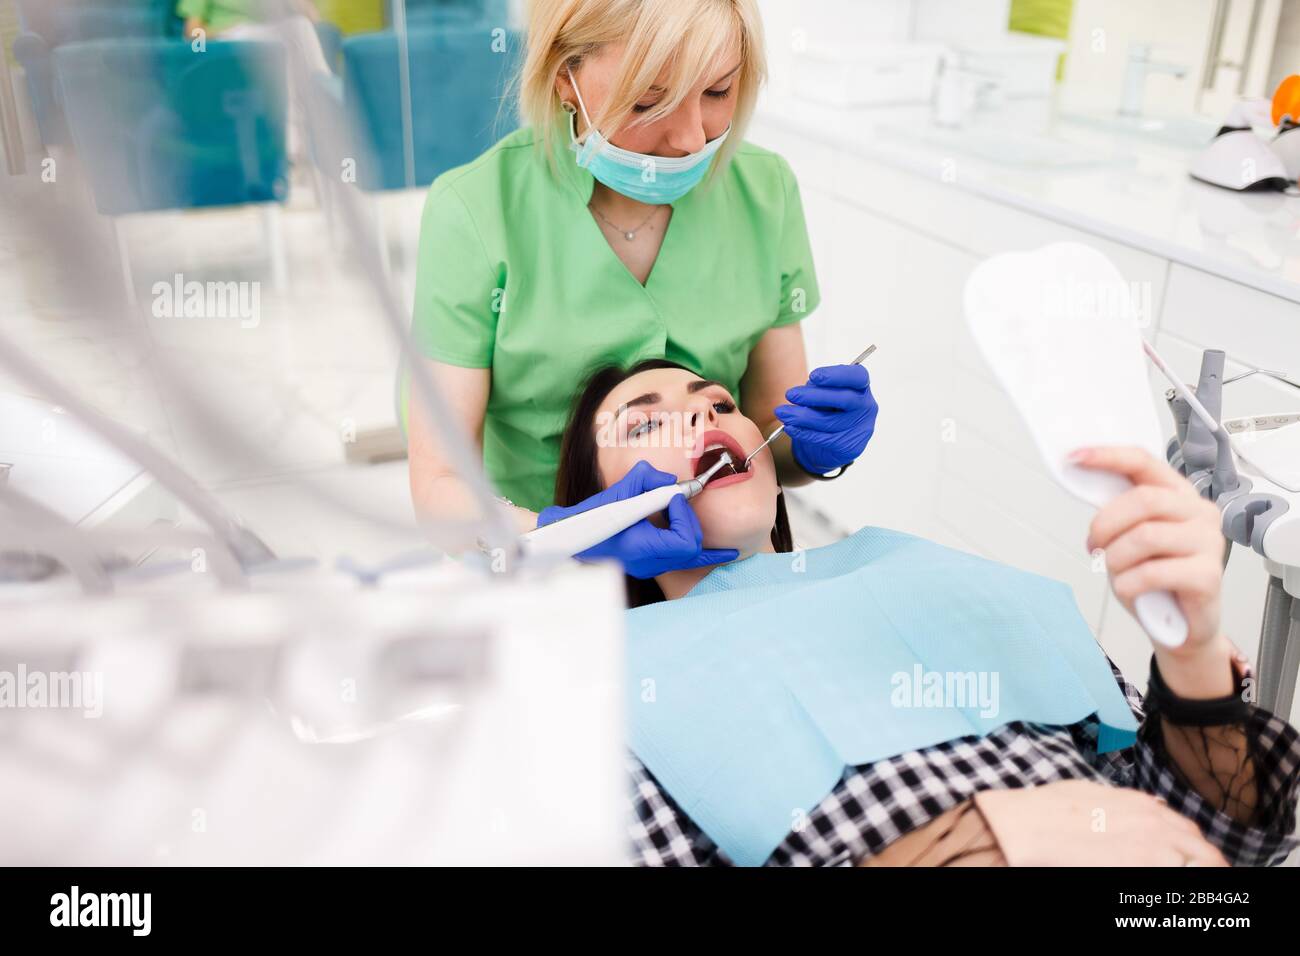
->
[913,0,1013,46]
[792,42,946,108]
[950,33,1067,98]
[787,0,917,45]
[1273,123,1300,181]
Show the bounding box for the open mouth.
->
[692,430,753,490]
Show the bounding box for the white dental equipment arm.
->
[1156,344,1300,715]
[0,330,268,580]
[1142,341,1241,498]
[518,453,734,560]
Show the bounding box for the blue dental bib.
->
[625,527,1138,866]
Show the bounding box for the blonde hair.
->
[516,0,766,175]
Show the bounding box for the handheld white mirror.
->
[964,241,1187,648]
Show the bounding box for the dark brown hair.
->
[554,358,793,608]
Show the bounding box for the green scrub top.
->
[175,0,256,33]
[411,114,821,513]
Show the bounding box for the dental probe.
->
[743,344,877,470]
[518,452,735,560]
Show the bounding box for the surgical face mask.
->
[564,66,729,205]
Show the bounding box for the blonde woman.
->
[409,0,878,575]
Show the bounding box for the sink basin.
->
[876,122,1120,170]
[1060,112,1220,150]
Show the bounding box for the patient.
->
[552,359,1300,867]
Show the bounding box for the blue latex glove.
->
[774,364,878,475]
[536,460,739,579]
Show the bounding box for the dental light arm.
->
[269,8,517,563]
[0,333,267,581]
[1,7,513,584]
[0,479,247,590]
[0,484,113,593]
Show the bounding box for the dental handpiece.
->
[518,453,734,560]
[743,343,877,469]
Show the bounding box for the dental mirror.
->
[964,242,1188,648]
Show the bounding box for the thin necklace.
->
[588,200,660,241]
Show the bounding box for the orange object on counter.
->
[1273,74,1300,126]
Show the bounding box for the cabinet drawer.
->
[944,361,1046,471]
[828,152,1170,325]
[939,416,1096,552]
[1159,264,1300,374]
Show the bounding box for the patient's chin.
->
[695,493,777,553]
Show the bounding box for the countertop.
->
[753,91,1300,305]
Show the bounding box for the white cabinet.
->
[785,194,965,543]
[751,110,1300,694]
[1160,264,1300,376]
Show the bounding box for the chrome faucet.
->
[1120,43,1189,117]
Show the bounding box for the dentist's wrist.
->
[796,458,853,481]
[791,441,853,481]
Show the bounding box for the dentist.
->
[408,0,877,576]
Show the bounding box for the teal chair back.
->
[54,39,289,215]
[14,0,182,148]
[17,0,181,45]
[342,23,520,191]
[403,0,509,27]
